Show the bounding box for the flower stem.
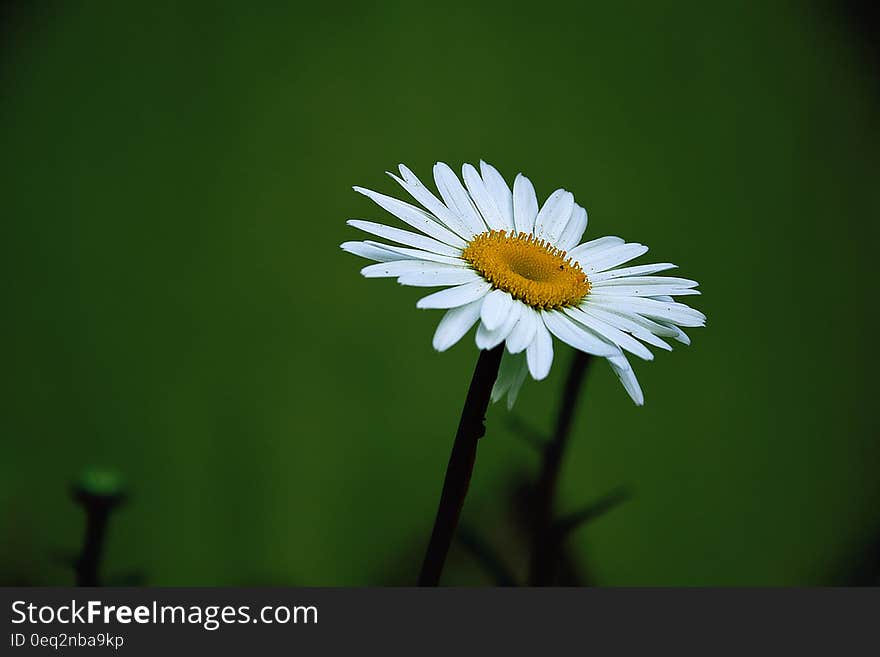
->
[418,344,504,586]
[72,473,125,587]
[528,351,592,585]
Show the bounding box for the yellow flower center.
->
[461,230,591,309]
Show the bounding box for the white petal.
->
[506,304,538,354]
[582,305,672,351]
[346,220,461,257]
[491,351,527,407]
[557,203,588,252]
[398,268,481,287]
[417,280,492,309]
[593,275,698,289]
[340,241,407,262]
[390,165,472,239]
[533,189,574,244]
[480,289,514,331]
[526,317,554,380]
[432,299,483,351]
[589,263,677,282]
[506,356,529,409]
[462,163,507,232]
[584,295,706,327]
[564,307,654,361]
[568,236,625,264]
[499,302,523,340]
[361,260,459,278]
[433,162,486,237]
[363,241,464,266]
[513,173,539,234]
[476,301,521,349]
[479,161,515,231]
[580,243,649,274]
[353,186,467,248]
[655,320,691,345]
[491,351,520,402]
[608,354,644,405]
[541,309,620,357]
[585,304,680,338]
[590,284,700,297]
[591,276,700,298]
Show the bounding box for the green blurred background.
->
[2,1,878,586]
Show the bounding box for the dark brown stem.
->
[72,487,123,586]
[418,345,504,586]
[528,351,592,585]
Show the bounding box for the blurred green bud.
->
[72,467,126,507]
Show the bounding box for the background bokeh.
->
[2,1,878,586]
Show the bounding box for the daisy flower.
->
[342,161,705,407]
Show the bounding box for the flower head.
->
[342,161,705,406]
